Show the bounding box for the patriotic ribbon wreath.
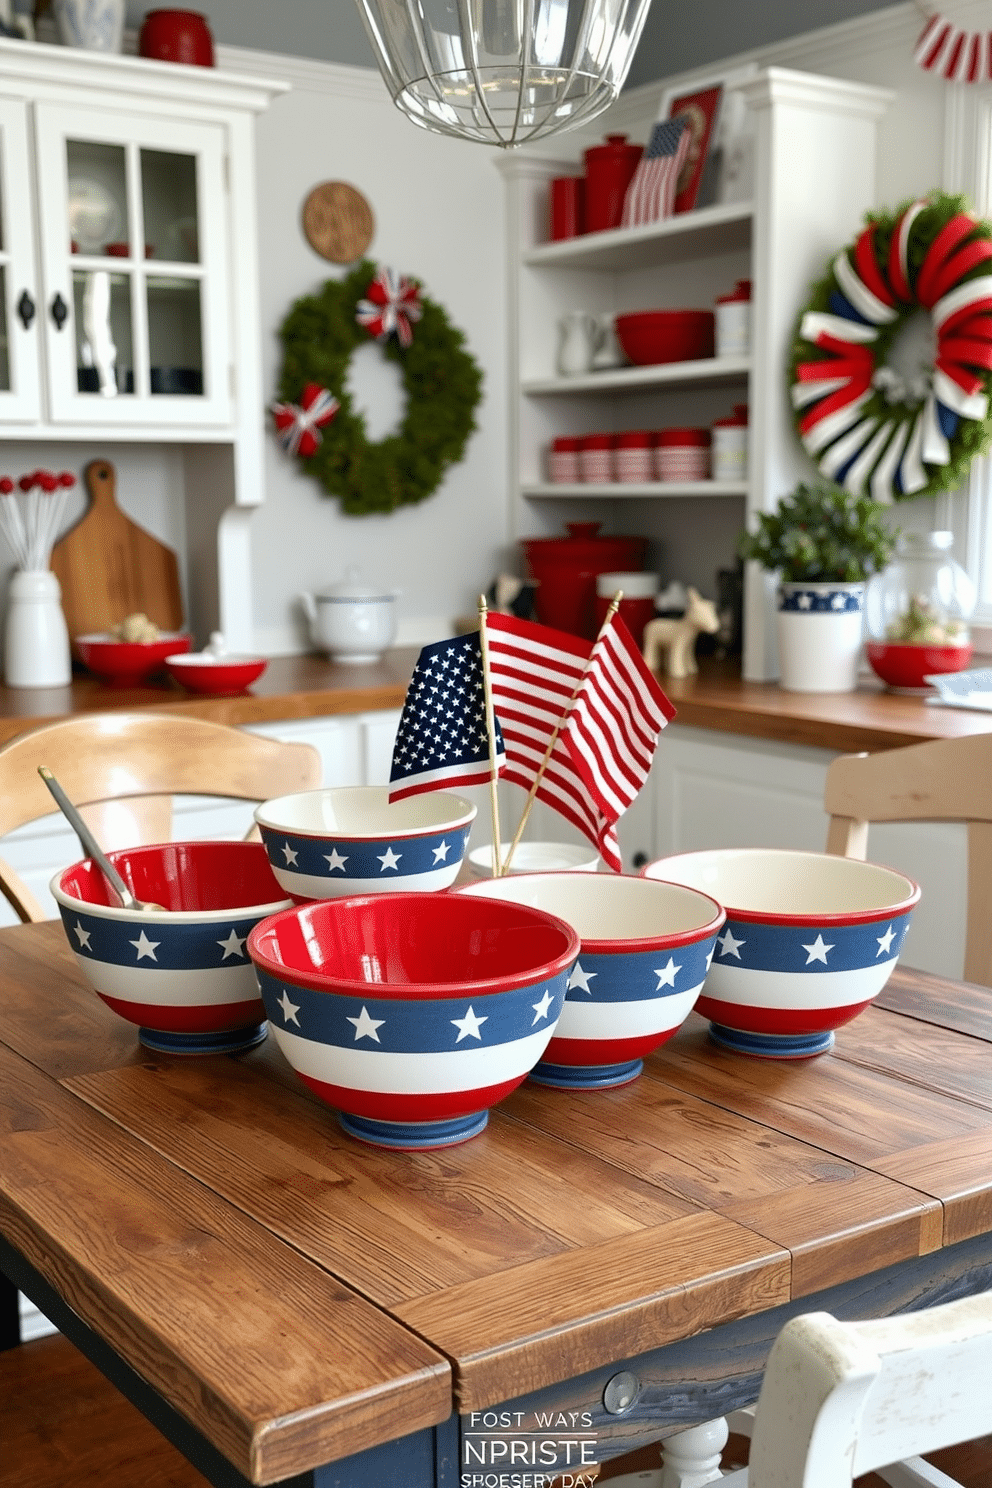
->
[790,192,992,503]
[274,259,482,515]
[915,11,992,84]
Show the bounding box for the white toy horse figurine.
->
[642,587,720,678]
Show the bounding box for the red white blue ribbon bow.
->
[356,267,422,349]
[792,202,992,501]
[271,382,339,458]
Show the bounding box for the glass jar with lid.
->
[864,530,976,691]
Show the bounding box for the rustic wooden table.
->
[1,922,990,1487]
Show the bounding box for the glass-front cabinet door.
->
[33,104,231,427]
[0,98,41,422]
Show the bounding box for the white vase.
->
[53,0,125,52]
[777,580,865,693]
[4,570,72,688]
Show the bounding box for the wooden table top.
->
[1,921,990,1483]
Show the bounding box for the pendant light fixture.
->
[353,0,654,148]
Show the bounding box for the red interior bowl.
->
[614,310,715,366]
[76,632,191,685]
[165,653,267,695]
[59,839,286,913]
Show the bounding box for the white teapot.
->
[300,568,397,664]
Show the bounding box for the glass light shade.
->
[353,0,654,147]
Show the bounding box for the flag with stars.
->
[389,632,506,801]
[621,117,691,228]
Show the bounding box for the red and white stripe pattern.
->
[486,613,674,872]
[620,118,691,228]
[792,201,992,501]
[915,12,992,83]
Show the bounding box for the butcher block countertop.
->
[0,650,989,755]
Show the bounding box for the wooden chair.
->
[0,711,322,923]
[823,733,992,987]
[713,1294,992,1488]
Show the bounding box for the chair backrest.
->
[747,1293,992,1488]
[0,711,322,923]
[823,733,992,986]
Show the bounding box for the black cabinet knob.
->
[16,290,35,329]
[50,293,69,330]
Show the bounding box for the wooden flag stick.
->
[478,595,504,878]
[503,592,623,873]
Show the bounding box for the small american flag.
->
[388,633,505,801]
[486,613,674,872]
[621,117,691,228]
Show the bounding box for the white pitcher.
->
[556,311,597,376]
[4,570,72,688]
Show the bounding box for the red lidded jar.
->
[655,427,711,483]
[521,521,647,638]
[547,436,582,484]
[583,134,643,234]
[614,430,654,485]
[579,433,616,485]
[549,176,585,241]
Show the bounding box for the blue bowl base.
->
[138,1022,268,1056]
[529,1058,643,1090]
[338,1109,489,1150]
[708,1023,835,1059]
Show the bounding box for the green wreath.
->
[790,192,992,502]
[275,259,483,516]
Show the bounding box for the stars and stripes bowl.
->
[642,848,921,1058]
[51,840,292,1055]
[247,891,580,1149]
[457,872,725,1089]
[253,786,477,900]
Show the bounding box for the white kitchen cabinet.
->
[646,723,967,980]
[497,69,892,679]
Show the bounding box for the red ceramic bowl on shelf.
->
[615,310,715,366]
[165,652,268,695]
[76,632,191,685]
[138,9,214,66]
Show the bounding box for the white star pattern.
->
[876,923,896,957]
[797,592,813,610]
[718,928,746,959]
[378,847,401,872]
[831,592,848,610]
[432,840,451,863]
[568,962,597,993]
[73,921,92,951]
[281,842,298,866]
[452,1004,487,1041]
[325,848,348,873]
[654,957,682,989]
[531,989,554,1024]
[802,933,834,965]
[278,989,300,1025]
[217,927,247,960]
[130,930,160,962]
[347,1004,385,1042]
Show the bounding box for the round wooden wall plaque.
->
[302,182,375,264]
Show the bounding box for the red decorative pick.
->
[0,478,13,495]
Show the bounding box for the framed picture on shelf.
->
[659,64,758,212]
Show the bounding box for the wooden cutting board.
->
[51,458,184,640]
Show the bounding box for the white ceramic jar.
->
[300,568,397,664]
[4,569,72,688]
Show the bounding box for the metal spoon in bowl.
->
[38,766,165,913]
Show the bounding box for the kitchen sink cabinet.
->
[0,38,283,438]
[497,69,892,679]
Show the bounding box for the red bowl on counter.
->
[865,640,973,691]
[615,310,715,366]
[76,632,191,685]
[165,652,268,695]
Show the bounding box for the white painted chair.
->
[606,1293,992,1488]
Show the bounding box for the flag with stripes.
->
[388,633,506,800]
[485,612,675,872]
[620,117,691,228]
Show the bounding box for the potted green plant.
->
[739,482,896,692]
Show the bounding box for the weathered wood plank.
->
[873,1130,992,1246]
[832,1005,992,1109]
[0,1044,450,1484]
[875,964,992,1041]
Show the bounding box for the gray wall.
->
[124,0,902,83]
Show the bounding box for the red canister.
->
[547,436,582,484]
[138,10,215,66]
[583,134,643,234]
[522,521,647,638]
[614,430,654,485]
[655,428,711,483]
[549,176,585,241]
